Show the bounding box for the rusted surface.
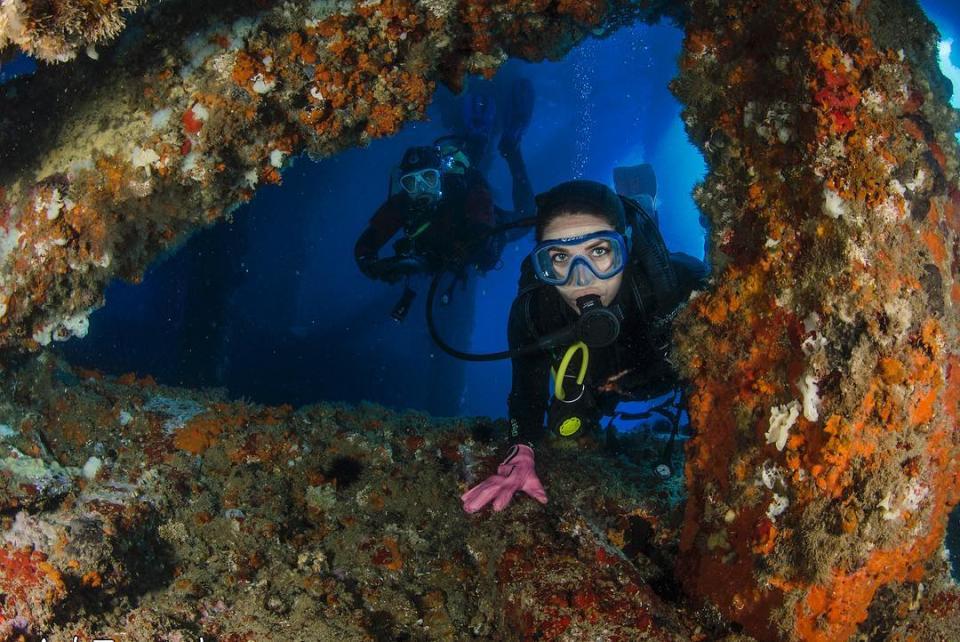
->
[673,1,960,640]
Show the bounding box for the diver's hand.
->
[361,259,402,283]
[461,444,547,513]
[365,256,425,283]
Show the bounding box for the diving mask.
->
[434,135,472,175]
[400,168,442,204]
[530,230,627,286]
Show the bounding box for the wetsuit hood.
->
[534,180,628,242]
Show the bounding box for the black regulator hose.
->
[426,269,577,361]
[427,283,623,361]
[424,217,540,361]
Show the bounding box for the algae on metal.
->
[672,0,960,640]
[2,0,960,640]
[1,355,703,640]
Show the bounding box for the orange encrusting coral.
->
[792,406,959,642]
[371,537,404,571]
[173,405,250,455]
[0,545,68,625]
[673,0,960,640]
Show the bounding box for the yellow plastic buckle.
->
[558,416,582,437]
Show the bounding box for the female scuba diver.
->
[460,179,708,514]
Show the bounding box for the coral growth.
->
[2,353,957,639]
[0,0,668,359]
[0,355,701,639]
[0,0,958,640]
[0,0,148,62]
[0,545,66,637]
[672,0,960,640]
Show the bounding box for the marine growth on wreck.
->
[0,0,958,641]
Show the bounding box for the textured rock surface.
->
[0,355,953,640]
[0,0,149,63]
[672,0,960,640]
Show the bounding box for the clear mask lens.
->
[400,169,441,196]
[530,230,627,286]
[570,261,595,286]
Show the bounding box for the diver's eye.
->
[591,246,609,257]
[550,252,568,265]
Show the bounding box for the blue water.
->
[63,20,706,420]
[0,53,36,83]
[56,6,960,418]
[925,0,960,110]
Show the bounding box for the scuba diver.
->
[460,179,708,514]
[354,79,537,320]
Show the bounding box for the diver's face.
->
[540,213,624,311]
[400,168,442,207]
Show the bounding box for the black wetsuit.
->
[506,251,708,444]
[355,169,498,273]
[355,148,534,276]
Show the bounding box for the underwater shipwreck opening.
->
[56,19,709,441]
[2,0,960,640]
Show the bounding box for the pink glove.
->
[461,444,547,513]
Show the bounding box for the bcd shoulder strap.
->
[620,195,680,320]
[515,255,548,341]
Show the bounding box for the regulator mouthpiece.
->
[575,295,621,348]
